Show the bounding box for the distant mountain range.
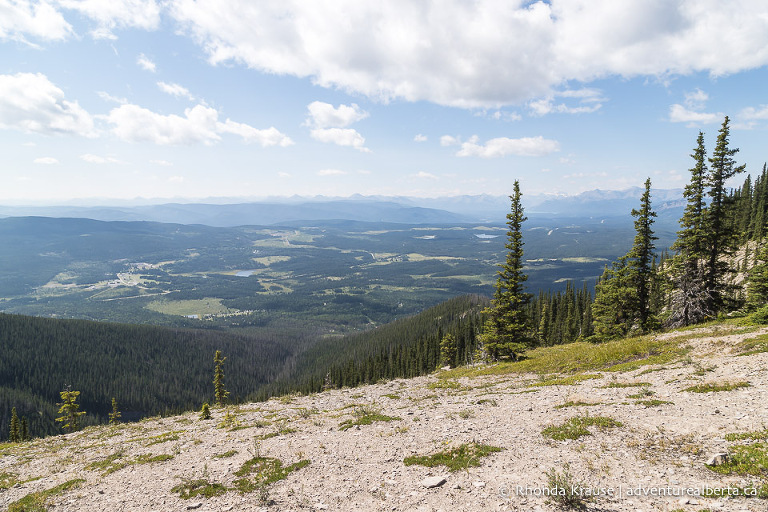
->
[0,188,685,227]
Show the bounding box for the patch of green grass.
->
[8,478,85,512]
[145,431,181,446]
[554,400,602,409]
[1,471,19,490]
[232,457,310,493]
[636,367,667,376]
[627,387,655,399]
[736,334,768,356]
[725,429,768,442]
[602,381,651,388]
[134,453,173,464]
[383,393,401,399]
[214,450,238,459]
[403,442,503,472]
[534,373,602,387]
[636,399,673,407]
[545,464,592,510]
[443,334,687,379]
[683,381,751,393]
[542,416,623,441]
[339,406,401,431]
[171,478,228,499]
[428,379,463,390]
[85,451,127,475]
[86,451,172,476]
[255,432,279,440]
[707,443,768,477]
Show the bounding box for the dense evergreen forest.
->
[0,314,293,440]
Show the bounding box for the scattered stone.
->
[186,503,203,510]
[472,481,486,488]
[422,476,447,488]
[706,452,729,466]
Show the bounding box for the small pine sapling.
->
[56,386,86,433]
[200,403,212,420]
[108,397,122,425]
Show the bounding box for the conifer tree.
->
[703,116,746,311]
[629,178,659,332]
[55,386,85,433]
[213,350,229,407]
[439,333,457,367]
[200,402,212,420]
[592,258,636,339]
[108,397,122,425]
[20,417,29,441]
[478,180,532,359]
[593,179,659,338]
[9,407,20,443]
[667,132,715,327]
[747,244,768,312]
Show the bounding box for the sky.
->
[2,0,768,204]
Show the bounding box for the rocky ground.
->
[2,324,768,512]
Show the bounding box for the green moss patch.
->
[8,478,85,512]
[542,416,623,441]
[404,442,503,472]
[683,381,750,393]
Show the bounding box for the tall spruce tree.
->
[668,132,715,327]
[703,116,746,311]
[629,178,659,332]
[479,180,532,359]
[593,179,658,338]
[213,350,229,407]
[9,407,20,442]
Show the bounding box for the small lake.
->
[235,270,256,277]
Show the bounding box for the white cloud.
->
[0,72,95,136]
[0,0,72,43]
[151,159,173,166]
[318,169,346,176]
[684,88,709,110]
[97,91,128,104]
[58,0,161,39]
[528,88,605,116]
[157,81,194,100]
[668,104,721,125]
[413,134,427,142]
[169,1,768,108]
[474,110,522,122]
[306,101,368,128]
[454,135,560,158]
[278,171,291,178]
[740,105,768,121]
[414,171,438,180]
[80,153,120,164]
[310,128,369,152]
[137,53,156,72]
[167,175,184,183]
[33,156,59,164]
[219,119,294,147]
[105,103,293,146]
[440,135,459,147]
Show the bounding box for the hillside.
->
[2,322,766,511]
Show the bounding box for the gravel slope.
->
[2,324,767,512]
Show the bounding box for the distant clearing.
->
[145,298,235,317]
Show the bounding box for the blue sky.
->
[2,0,768,203]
